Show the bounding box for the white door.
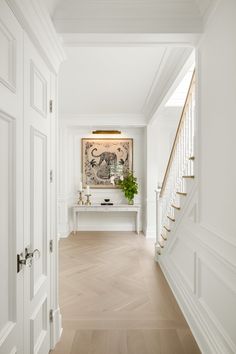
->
[23,34,52,354]
[0,2,24,353]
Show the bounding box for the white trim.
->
[50,307,62,350]
[74,225,139,232]
[59,114,146,127]
[6,0,65,73]
[201,0,221,27]
[61,33,201,47]
[0,18,16,92]
[54,17,203,35]
[144,230,156,239]
[141,47,170,114]
[147,50,195,123]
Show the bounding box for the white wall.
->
[158,1,236,353]
[198,0,236,240]
[58,124,145,236]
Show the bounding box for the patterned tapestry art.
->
[82,138,133,188]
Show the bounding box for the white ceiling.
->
[42,0,203,124]
[59,46,167,117]
[59,45,193,122]
[43,0,217,34]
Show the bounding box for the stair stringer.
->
[158,186,236,354]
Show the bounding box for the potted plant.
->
[117,171,138,205]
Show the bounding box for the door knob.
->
[17,248,41,273]
[26,248,41,262]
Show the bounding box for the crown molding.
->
[61,33,201,47]
[6,0,66,73]
[144,47,194,122]
[54,17,203,36]
[197,0,220,26]
[141,47,171,114]
[59,113,147,127]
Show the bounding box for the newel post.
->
[155,187,162,261]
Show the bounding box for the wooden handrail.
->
[160,70,196,197]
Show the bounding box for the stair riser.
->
[183,177,195,194]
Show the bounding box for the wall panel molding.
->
[6,0,66,73]
[30,296,47,354]
[0,19,16,92]
[30,127,47,299]
[30,61,47,117]
[0,110,16,347]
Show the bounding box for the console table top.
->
[73,203,141,209]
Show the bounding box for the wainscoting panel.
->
[197,256,236,352]
[159,190,236,354]
[169,238,197,293]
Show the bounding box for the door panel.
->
[0,112,17,354]
[24,34,51,354]
[30,128,48,300]
[0,1,23,354]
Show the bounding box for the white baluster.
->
[158,73,195,256]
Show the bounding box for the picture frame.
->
[81,138,133,188]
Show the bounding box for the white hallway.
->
[0,0,236,353]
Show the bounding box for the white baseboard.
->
[50,307,62,350]
[144,228,156,239]
[58,231,71,239]
[58,222,70,238]
[58,225,143,237]
[73,224,141,232]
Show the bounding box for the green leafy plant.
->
[117,171,138,204]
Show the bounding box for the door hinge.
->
[49,99,53,113]
[49,240,53,253]
[49,309,53,323]
[50,170,53,183]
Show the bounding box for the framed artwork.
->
[82,138,133,188]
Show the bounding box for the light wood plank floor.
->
[52,232,200,354]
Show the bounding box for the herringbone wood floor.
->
[52,232,200,354]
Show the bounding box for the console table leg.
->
[73,210,76,234]
[136,211,140,235]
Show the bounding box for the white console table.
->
[73,204,141,234]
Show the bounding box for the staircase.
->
[155,71,196,257]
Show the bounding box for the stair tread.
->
[167,216,175,222]
[182,175,195,178]
[171,204,181,210]
[161,234,167,241]
[177,191,187,196]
